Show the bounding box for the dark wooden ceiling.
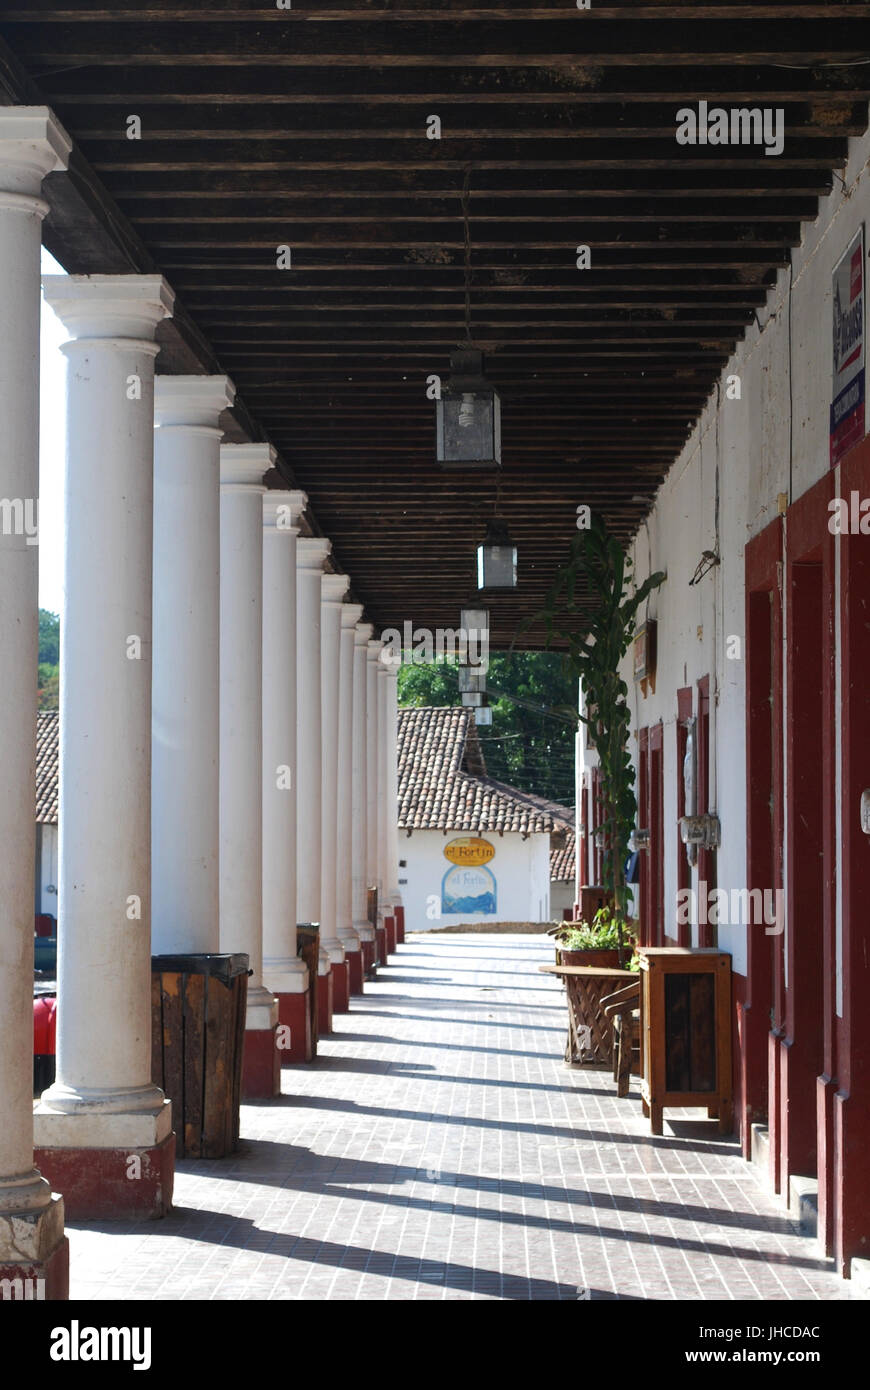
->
[1,2,869,644]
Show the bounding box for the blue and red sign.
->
[831,228,865,467]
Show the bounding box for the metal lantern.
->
[458,664,486,694]
[476,517,517,591]
[436,348,501,469]
[460,606,489,672]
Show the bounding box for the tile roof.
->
[36,710,59,824]
[398,705,556,835]
[549,828,576,883]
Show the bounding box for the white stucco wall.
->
[614,119,870,979]
[398,828,551,931]
[35,822,59,919]
[550,878,574,919]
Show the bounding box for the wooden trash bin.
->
[638,947,733,1135]
[296,924,320,1060]
[151,953,249,1159]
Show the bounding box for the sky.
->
[39,247,67,617]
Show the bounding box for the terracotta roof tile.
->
[397,705,555,834]
[549,829,576,882]
[36,710,59,825]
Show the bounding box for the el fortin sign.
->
[831,227,865,467]
[441,836,497,916]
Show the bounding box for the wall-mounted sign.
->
[633,620,657,697]
[443,836,495,866]
[441,864,497,916]
[831,227,865,467]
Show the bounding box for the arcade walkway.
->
[68,935,845,1301]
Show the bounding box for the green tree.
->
[397,651,576,807]
[37,610,60,709]
[38,609,60,665]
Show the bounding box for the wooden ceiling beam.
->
[9,16,870,66]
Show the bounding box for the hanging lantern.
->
[474,705,493,727]
[458,664,486,694]
[436,348,501,469]
[477,517,517,591]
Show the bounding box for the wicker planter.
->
[554,947,626,1064]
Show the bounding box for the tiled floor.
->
[68,933,846,1300]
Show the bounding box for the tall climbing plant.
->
[524,514,665,956]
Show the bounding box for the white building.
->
[397,706,555,930]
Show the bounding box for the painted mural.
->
[441,862,497,915]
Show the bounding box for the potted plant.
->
[554,905,634,970]
[520,513,665,966]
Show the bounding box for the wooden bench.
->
[539,964,636,1065]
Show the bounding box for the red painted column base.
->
[346,948,364,996]
[331,960,350,1014]
[275,990,312,1063]
[395,905,405,943]
[0,1239,69,1302]
[242,1025,281,1099]
[385,914,397,956]
[375,924,387,965]
[362,938,376,976]
[317,970,334,1035]
[34,1132,175,1221]
[833,1090,870,1276]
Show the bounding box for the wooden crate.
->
[638,948,732,1135]
[151,953,249,1159]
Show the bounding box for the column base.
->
[242,1025,281,1099]
[375,923,387,966]
[317,970,334,1035]
[385,913,397,956]
[362,938,376,977]
[331,960,350,1014]
[0,1195,68,1302]
[395,905,405,943]
[345,948,364,997]
[34,1134,174,1222]
[275,989,313,1063]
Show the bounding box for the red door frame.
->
[696,675,716,947]
[833,439,870,1273]
[743,518,783,1166]
[637,728,650,947]
[675,687,693,947]
[781,471,835,1206]
[649,721,665,946]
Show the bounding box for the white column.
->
[219,444,274,1027]
[337,603,363,954]
[36,274,174,1164]
[320,572,350,965]
[0,108,70,1244]
[352,621,374,946]
[262,487,309,997]
[152,375,234,954]
[377,658,390,910]
[365,640,384,912]
[296,537,331,979]
[383,662,402,908]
